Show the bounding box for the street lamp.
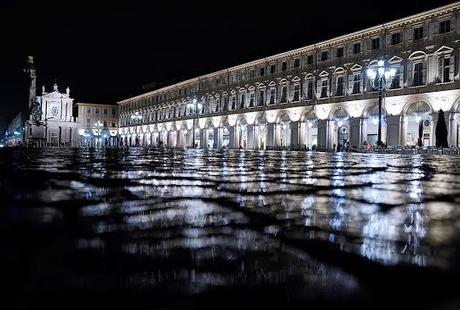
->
[187,99,202,148]
[366,60,396,146]
[131,111,143,124]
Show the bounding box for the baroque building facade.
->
[118,2,460,150]
[23,57,79,147]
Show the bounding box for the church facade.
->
[118,2,460,150]
[23,57,80,147]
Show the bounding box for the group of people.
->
[334,140,350,152]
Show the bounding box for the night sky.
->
[0,0,456,134]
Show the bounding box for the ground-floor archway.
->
[403,102,432,146]
[331,108,350,151]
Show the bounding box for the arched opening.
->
[331,108,350,151]
[303,111,318,150]
[278,113,291,148]
[205,120,214,149]
[238,118,248,148]
[363,104,387,146]
[221,118,230,148]
[255,113,267,150]
[404,102,432,146]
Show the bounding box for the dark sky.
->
[0,0,456,134]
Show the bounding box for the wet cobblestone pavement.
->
[1,148,460,309]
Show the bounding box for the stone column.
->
[267,123,275,148]
[214,127,220,148]
[229,126,236,148]
[247,125,255,149]
[449,112,457,146]
[349,118,361,149]
[386,115,401,146]
[317,119,329,151]
[290,121,299,148]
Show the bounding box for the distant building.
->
[77,103,119,147]
[5,112,24,146]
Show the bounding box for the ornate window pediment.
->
[333,67,345,74]
[435,46,454,55]
[292,76,301,82]
[350,64,362,72]
[304,73,315,80]
[268,81,277,87]
[408,51,427,60]
[388,56,403,64]
[319,70,329,77]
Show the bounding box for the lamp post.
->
[187,99,202,148]
[366,60,396,146]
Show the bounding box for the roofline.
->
[77,102,118,107]
[118,1,460,104]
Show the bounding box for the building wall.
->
[77,103,119,146]
[118,2,460,150]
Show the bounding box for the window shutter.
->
[327,78,331,96]
[449,55,455,81]
[422,61,427,85]
[347,43,353,56]
[332,76,337,95]
[423,23,428,38]
[451,18,455,31]
[386,33,391,46]
[359,73,364,93]
[399,65,404,88]
[348,74,353,94]
[317,80,322,98]
[438,57,443,82]
[289,84,294,102]
[406,61,413,87]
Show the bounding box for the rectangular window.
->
[112,122,116,127]
[440,20,451,34]
[413,62,424,86]
[87,108,91,114]
[307,55,314,65]
[104,108,108,115]
[353,43,361,54]
[282,61,288,71]
[371,38,380,50]
[280,86,287,103]
[95,108,99,114]
[353,74,361,94]
[240,94,245,109]
[413,27,424,41]
[112,108,116,115]
[269,88,276,104]
[260,67,265,76]
[270,64,276,74]
[86,119,91,126]
[258,90,265,106]
[391,67,401,89]
[307,81,314,99]
[249,93,255,107]
[443,57,451,83]
[294,58,300,68]
[336,76,344,96]
[321,51,328,62]
[320,80,328,98]
[391,32,401,45]
[231,96,236,110]
[103,121,107,127]
[293,84,300,101]
[336,47,344,58]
